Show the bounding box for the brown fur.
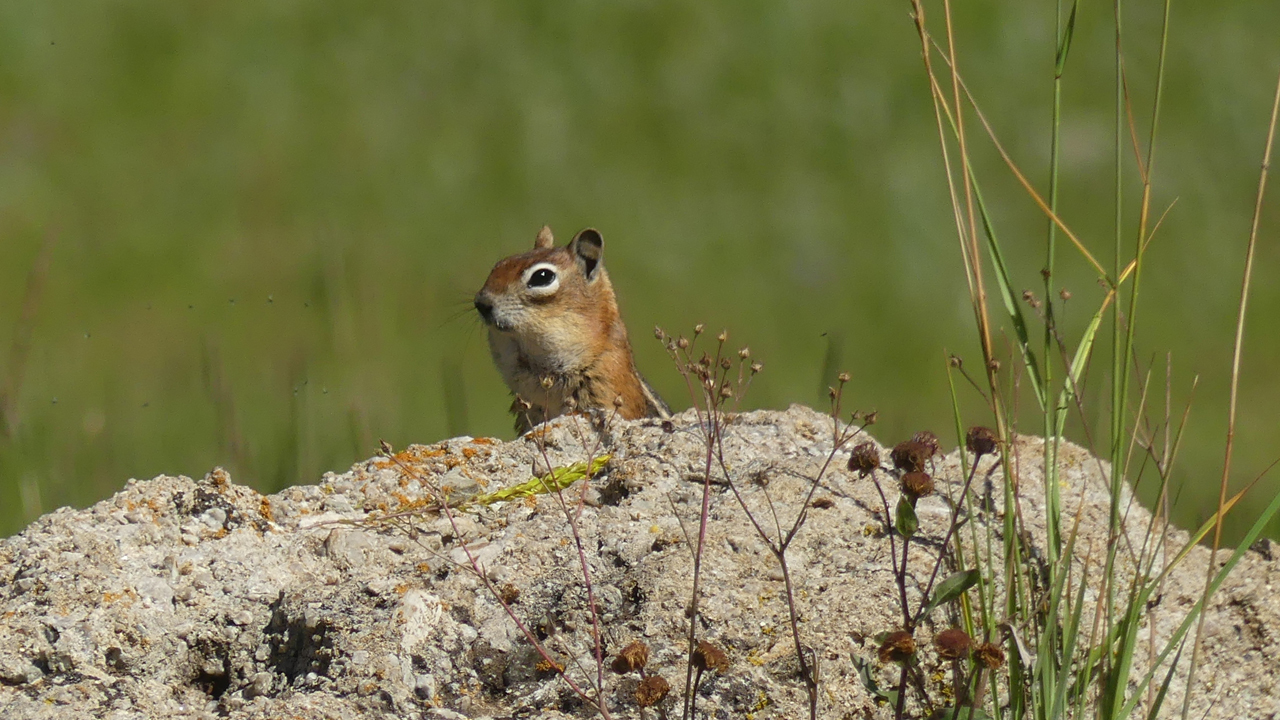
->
[474,226,670,434]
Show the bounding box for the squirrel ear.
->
[534,225,555,249]
[569,228,603,280]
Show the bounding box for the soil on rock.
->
[0,406,1276,719]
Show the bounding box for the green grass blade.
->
[969,168,1048,411]
[1055,0,1080,77]
[1119,484,1280,717]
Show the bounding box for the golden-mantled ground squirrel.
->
[474,226,671,434]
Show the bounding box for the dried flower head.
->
[654,326,666,341]
[540,375,555,390]
[692,641,729,672]
[677,336,690,350]
[987,358,1001,373]
[911,431,940,457]
[975,642,1006,669]
[611,641,650,674]
[837,371,851,384]
[694,324,705,336]
[719,383,733,398]
[1060,288,1072,302]
[716,330,728,343]
[901,471,934,498]
[934,628,973,660]
[499,584,520,604]
[750,362,763,374]
[848,442,881,476]
[878,630,916,663]
[949,355,962,368]
[966,426,998,456]
[891,440,930,473]
[739,347,751,359]
[720,357,732,370]
[635,675,671,707]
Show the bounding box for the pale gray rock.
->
[0,406,1276,719]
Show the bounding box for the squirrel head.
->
[474,226,620,372]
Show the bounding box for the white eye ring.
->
[523,263,560,295]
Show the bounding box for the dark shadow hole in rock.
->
[598,475,630,505]
[31,655,52,678]
[105,646,126,673]
[194,655,231,699]
[265,605,334,682]
[558,688,585,714]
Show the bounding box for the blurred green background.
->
[1,1,1278,541]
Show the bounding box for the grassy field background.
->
[0,0,1277,540]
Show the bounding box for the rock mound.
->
[1,406,1276,719]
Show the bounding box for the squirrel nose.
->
[474,296,495,324]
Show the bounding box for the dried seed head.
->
[635,675,671,707]
[379,439,394,455]
[828,386,838,400]
[988,358,1001,372]
[540,375,555,390]
[901,471,935,498]
[975,642,1006,669]
[837,371,851,384]
[934,628,973,660]
[716,330,728,343]
[911,431,940,457]
[499,584,520,604]
[720,357,732,370]
[966,426,998,456]
[692,641,729,672]
[891,440,930,473]
[719,383,733,398]
[1060,288,1072,301]
[654,326,666,341]
[878,630,917,663]
[677,336,690,350]
[863,410,878,425]
[699,352,713,368]
[694,324,705,336]
[515,397,532,411]
[750,361,763,374]
[848,442,881,476]
[613,395,625,409]
[611,641,650,674]
[564,396,577,411]
[739,347,751,360]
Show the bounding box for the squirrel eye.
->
[528,268,557,288]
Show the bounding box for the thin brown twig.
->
[1184,65,1280,715]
